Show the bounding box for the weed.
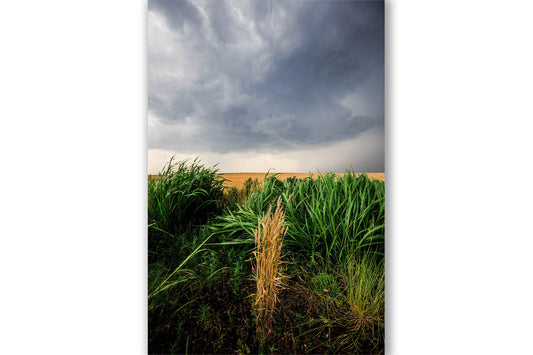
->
[198,304,212,331]
[311,272,342,301]
[230,251,246,295]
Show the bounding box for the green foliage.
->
[298,254,385,353]
[221,177,260,209]
[243,177,260,196]
[311,272,342,300]
[213,171,385,263]
[284,171,385,263]
[227,248,247,295]
[285,175,308,186]
[148,158,385,354]
[222,186,241,209]
[148,157,225,261]
[198,304,213,331]
[148,156,225,232]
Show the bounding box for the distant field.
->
[149,172,385,188]
[220,172,385,188]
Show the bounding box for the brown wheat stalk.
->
[252,196,287,337]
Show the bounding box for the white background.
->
[1,1,532,354]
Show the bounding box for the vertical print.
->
[148,1,384,353]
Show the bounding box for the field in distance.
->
[220,172,385,188]
[149,172,384,189]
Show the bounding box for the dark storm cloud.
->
[148,0,384,154]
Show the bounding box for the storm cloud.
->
[148,0,384,172]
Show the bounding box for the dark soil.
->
[149,271,383,354]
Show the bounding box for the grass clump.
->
[148,157,225,262]
[340,254,385,351]
[252,196,287,338]
[302,254,385,353]
[148,156,225,233]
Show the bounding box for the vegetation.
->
[148,157,225,264]
[252,196,288,338]
[148,157,385,354]
[221,177,260,208]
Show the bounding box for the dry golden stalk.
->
[252,196,287,337]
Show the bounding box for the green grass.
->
[148,156,225,232]
[148,157,225,264]
[221,177,260,209]
[213,171,385,263]
[300,254,385,353]
[148,157,385,354]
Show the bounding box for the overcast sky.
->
[148,0,384,173]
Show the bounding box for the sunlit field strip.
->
[149,172,385,188]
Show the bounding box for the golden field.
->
[220,172,384,188]
[149,172,385,189]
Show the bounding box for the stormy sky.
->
[148,0,384,173]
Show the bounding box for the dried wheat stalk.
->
[252,196,287,337]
